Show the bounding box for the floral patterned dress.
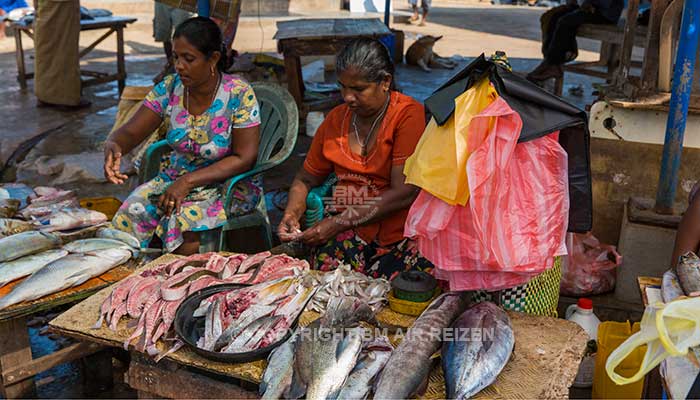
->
[113,73,262,252]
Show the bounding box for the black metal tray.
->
[174,283,301,363]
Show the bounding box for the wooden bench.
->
[554,20,648,95]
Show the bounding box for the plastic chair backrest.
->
[250,82,299,171]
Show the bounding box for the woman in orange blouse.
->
[278,38,433,280]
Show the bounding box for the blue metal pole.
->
[655,0,700,213]
[384,0,391,26]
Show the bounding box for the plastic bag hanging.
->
[404,78,498,206]
[605,297,700,385]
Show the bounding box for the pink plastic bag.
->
[404,97,569,291]
[559,232,622,296]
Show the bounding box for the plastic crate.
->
[79,197,122,220]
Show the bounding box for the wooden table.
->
[11,16,137,94]
[50,254,589,400]
[638,276,700,399]
[274,18,391,114]
[0,260,137,398]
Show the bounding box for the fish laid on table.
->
[20,198,79,220]
[676,252,700,296]
[0,249,69,288]
[199,277,317,353]
[0,199,20,218]
[260,331,299,400]
[336,335,393,400]
[63,238,133,254]
[442,301,514,400]
[0,218,34,238]
[96,227,141,249]
[0,231,61,263]
[373,292,468,400]
[36,208,107,232]
[0,248,131,310]
[94,252,312,362]
[292,296,376,400]
[662,268,685,303]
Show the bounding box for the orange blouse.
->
[303,91,426,246]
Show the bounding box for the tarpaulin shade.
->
[424,55,592,232]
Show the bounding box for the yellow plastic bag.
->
[605,297,700,385]
[404,78,498,206]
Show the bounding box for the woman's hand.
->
[301,217,345,246]
[104,140,129,185]
[158,177,193,216]
[278,213,303,242]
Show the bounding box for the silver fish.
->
[0,248,131,310]
[260,331,299,400]
[294,296,375,400]
[63,238,133,253]
[0,231,61,263]
[335,336,393,400]
[305,326,364,400]
[212,304,277,351]
[96,227,141,249]
[442,301,514,399]
[662,268,685,303]
[0,218,34,238]
[222,315,279,353]
[373,292,467,400]
[0,249,69,287]
[676,252,700,296]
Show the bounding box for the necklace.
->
[352,93,391,157]
[185,72,221,129]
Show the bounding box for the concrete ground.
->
[0,1,618,397]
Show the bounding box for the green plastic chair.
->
[139,81,299,252]
[304,174,336,228]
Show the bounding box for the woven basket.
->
[472,257,562,317]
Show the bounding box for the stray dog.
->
[405,35,458,72]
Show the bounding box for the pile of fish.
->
[260,292,516,400]
[93,251,309,360]
[0,232,138,309]
[373,292,467,399]
[298,264,391,313]
[0,185,109,236]
[193,276,316,353]
[260,296,393,400]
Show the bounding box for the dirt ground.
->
[0,1,607,397]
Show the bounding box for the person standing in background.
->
[409,0,430,26]
[152,2,194,83]
[34,0,89,109]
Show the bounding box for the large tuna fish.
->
[0,248,131,309]
[0,231,61,263]
[442,301,514,399]
[373,292,467,400]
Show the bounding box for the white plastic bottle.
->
[566,298,601,388]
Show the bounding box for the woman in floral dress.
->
[104,17,261,254]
